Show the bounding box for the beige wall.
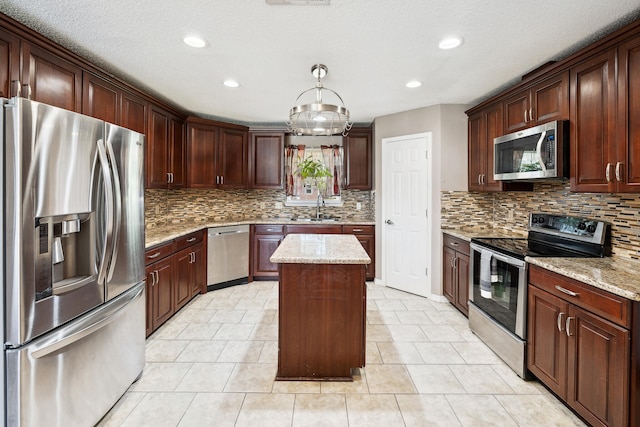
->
[373,104,469,299]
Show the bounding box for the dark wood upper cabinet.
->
[569,50,617,192]
[249,132,284,189]
[169,117,186,188]
[146,106,185,189]
[344,127,372,190]
[616,34,640,192]
[121,91,148,135]
[82,72,119,123]
[503,72,568,133]
[22,42,82,112]
[186,117,248,189]
[0,28,20,98]
[468,103,504,191]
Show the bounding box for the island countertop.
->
[270,234,371,265]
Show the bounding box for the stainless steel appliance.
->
[207,225,249,289]
[1,98,145,426]
[493,120,569,181]
[469,213,608,378]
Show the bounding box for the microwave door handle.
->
[535,130,547,172]
[96,139,114,286]
[104,139,122,281]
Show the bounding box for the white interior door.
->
[381,133,431,297]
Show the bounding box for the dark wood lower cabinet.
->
[527,265,632,427]
[442,234,470,316]
[145,231,205,336]
[277,263,366,380]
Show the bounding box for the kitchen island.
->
[270,234,370,381]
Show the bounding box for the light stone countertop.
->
[442,227,527,241]
[270,234,371,265]
[145,218,375,248]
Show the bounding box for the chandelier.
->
[287,64,352,137]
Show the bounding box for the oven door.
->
[469,243,527,339]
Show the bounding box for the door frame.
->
[380,132,433,297]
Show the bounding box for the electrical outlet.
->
[275,202,283,209]
[155,205,160,214]
[259,202,266,209]
[508,209,514,221]
[356,202,362,210]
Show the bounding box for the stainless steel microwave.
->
[493,120,569,181]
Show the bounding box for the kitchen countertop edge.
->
[146,219,376,248]
[270,234,371,265]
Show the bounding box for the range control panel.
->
[529,213,608,244]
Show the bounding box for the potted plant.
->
[296,157,332,192]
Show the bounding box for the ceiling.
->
[1,0,640,127]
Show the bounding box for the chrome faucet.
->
[316,193,323,219]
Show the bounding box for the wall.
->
[441,181,640,261]
[145,188,374,231]
[373,104,469,298]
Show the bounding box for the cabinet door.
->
[252,234,283,277]
[503,89,529,133]
[344,128,372,190]
[218,127,248,188]
[82,72,119,123]
[442,246,456,303]
[250,132,284,189]
[121,91,148,135]
[22,42,82,112]
[169,116,186,188]
[455,252,470,316]
[616,34,640,192]
[567,305,629,427]
[531,72,569,124]
[145,266,154,337]
[186,122,217,188]
[570,50,617,192]
[151,257,174,331]
[483,104,503,191]
[191,243,205,297]
[355,234,375,280]
[527,285,569,399]
[146,106,170,188]
[0,28,20,98]
[174,247,194,311]
[467,112,484,191]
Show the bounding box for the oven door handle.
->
[470,243,526,268]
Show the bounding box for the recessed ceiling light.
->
[406,80,422,88]
[223,79,240,88]
[438,36,464,50]
[183,35,206,48]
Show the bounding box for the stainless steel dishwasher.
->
[207,225,250,289]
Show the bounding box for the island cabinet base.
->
[276,263,366,381]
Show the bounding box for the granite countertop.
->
[527,257,640,302]
[270,234,371,265]
[146,218,376,248]
[442,227,527,241]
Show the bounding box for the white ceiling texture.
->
[1,0,640,126]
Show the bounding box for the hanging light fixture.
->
[287,64,352,136]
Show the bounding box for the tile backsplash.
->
[145,188,375,230]
[441,181,640,261]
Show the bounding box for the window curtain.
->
[321,145,343,197]
[285,144,343,197]
[285,144,305,196]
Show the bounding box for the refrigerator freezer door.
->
[104,123,145,300]
[5,283,145,427]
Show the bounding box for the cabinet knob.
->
[186,237,197,243]
[147,252,161,259]
[616,162,622,182]
[557,312,565,332]
[565,317,574,337]
[605,163,612,182]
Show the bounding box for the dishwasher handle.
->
[209,229,248,236]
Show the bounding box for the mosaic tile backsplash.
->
[441,181,640,261]
[145,188,375,230]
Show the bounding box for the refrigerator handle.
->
[105,139,122,281]
[29,285,143,359]
[96,139,115,286]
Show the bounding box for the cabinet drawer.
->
[145,241,174,265]
[285,224,342,234]
[175,230,204,251]
[254,224,284,234]
[529,265,631,328]
[343,225,374,235]
[443,233,470,255]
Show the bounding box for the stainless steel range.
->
[468,213,609,378]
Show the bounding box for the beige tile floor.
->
[98,281,587,427]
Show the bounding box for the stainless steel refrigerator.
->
[1,97,146,426]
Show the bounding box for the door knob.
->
[385,219,394,225]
